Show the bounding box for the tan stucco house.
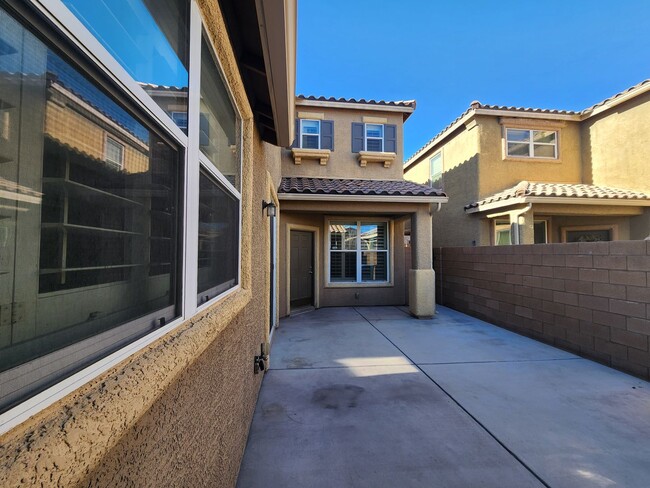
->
[278,95,447,319]
[0,0,296,486]
[404,80,650,247]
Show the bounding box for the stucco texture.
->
[281,105,406,180]
[0,1,279,487]
[582,91,650,193]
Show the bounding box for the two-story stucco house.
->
[404,80,650,248]
[277,95,447,319]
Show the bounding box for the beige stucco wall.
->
[0,2,279,487]
[405,123,482,247]
[581,91,650,193]
[281,105,407,180]
[476,115,582,199]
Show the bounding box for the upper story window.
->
[300,119,320,149]
[365,124,384,152]
[328,221,390,284]
[62,0,190,134]
[430,152,442,188]
[293,119,334,151]
[506,129,557,159]
[351,123,397,154]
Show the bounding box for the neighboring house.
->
[1,1,295,487]
[278,95,447,318]
[404,81,650,247]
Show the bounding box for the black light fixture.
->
[262,200,277,217]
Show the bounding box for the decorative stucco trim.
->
[291,147,330,165]
[358,150,396,168]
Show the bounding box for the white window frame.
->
[494,220,511,246]
[505,128,558,159]
[0,0,244,435]
[534,219,548,244]
[364,123,384,152]
[104,135,124,169]
[429,151,443,188]
[326,219,391,285]
[299,119,320,149]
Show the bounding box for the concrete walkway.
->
[237,306,650,488]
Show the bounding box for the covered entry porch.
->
[277,177,447,318]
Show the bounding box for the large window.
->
[0,1,243,417]
[329,221,389,283]
[506,128,557,159]
[0,6,180,412]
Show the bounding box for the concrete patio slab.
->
[422,359,650,488]
[238,305,650,488]
[374,311,578,365]
[237,366,543,488]
[272,313,411,370]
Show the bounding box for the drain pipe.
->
[511,204,532,245]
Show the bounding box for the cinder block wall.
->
[435,241,650,379]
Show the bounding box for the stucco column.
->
[409,206,435,318]
[510,206,534,245]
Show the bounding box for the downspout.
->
[511,203,532,245]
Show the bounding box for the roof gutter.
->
[278,193,448,204]
[297,99,415,120]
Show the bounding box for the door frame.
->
[286,224,320,315]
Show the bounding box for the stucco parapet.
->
[0,288,252,488]
[357,151,396,168]
[291,147,330,165]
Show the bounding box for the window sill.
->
[325,281,394,289]
[357,151,396,168]
[503,156,562,164]
[291,147,331,165]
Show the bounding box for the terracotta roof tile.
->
[297,95,416,109]
[279,177,445,197]
[581,79,650,114]
[465,181,650,210]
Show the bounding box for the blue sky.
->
[297,0,650,159]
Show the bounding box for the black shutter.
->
[321,120,334,150]
[291,119,300,148]
[384,124,397,153]
[351,122,364,153]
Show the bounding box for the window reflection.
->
[0,7,179,411]
[200,34,240,189]
[62,0,189,133]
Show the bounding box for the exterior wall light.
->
[262,200,277,217]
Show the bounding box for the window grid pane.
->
[329,221,389,283]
